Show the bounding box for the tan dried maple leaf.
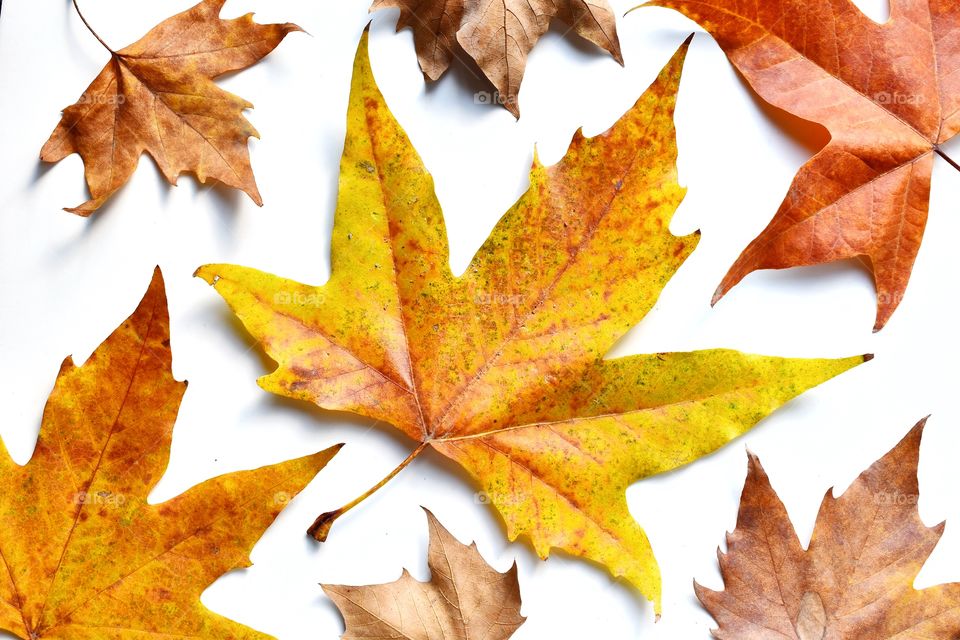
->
[371,0,623,117]
[324,509,525,640]
[699,418,960,638]
[0,268,340,639]
[646,0,960,330]
[40,0,300,215]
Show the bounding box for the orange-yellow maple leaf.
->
[0,269,339,639]
[40,0,300,215]
[196,31,868,612]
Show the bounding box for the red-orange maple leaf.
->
[649,0,960,330]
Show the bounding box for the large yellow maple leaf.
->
[196,31,867,611]
[0,269,339,639]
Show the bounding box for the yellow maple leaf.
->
[196,31,868,612]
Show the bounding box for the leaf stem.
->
[72,0,114,54]
[307,442,429,541]
[935,145,960,173]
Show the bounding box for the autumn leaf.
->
[195,29,868,612]
[698,418,960,638]
[323,509,525,639]
[40,0,301,216]
[644,0,960,331]
[0,268,340,640]
[370,0,623,117]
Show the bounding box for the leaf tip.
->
[612,45,625,66]
[304,443,345,475]
[284,22,307,36]
[65,204,94,217]
[908,416,930,440]
[872,313,892,332]
[665,33,694,73]
[710,285,726,307]
[141,265,169,307]
[531,144,542,169]
[421,505,439,523]
[193,265,221,285]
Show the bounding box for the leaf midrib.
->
[426,95,670,440]
[33,295,160,635]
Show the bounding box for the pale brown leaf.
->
[323,510,525,640]
[699,418,960,638]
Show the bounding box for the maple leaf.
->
[0,268,340,640]
[195,30,868,611]
[40,0,300,216]
[370,0,623,117]
[644,0,960,331]
[698,418,960,638]
[323,509,525,639]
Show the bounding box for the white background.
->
[1,0,959,637]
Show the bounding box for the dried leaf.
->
[647,0,960,330]
[0,268,340,639]
[323,509,525,639]
[196,30,867,611]
[41,0,300,215]
[370,0,623,117]
[699,418,960,638]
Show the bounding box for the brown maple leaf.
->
[370,0,623,117]
[645,0,960,330]
[698,418,960,638]
[40,0,300,216]
[0,268,340,639]
[324,509,525,639]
